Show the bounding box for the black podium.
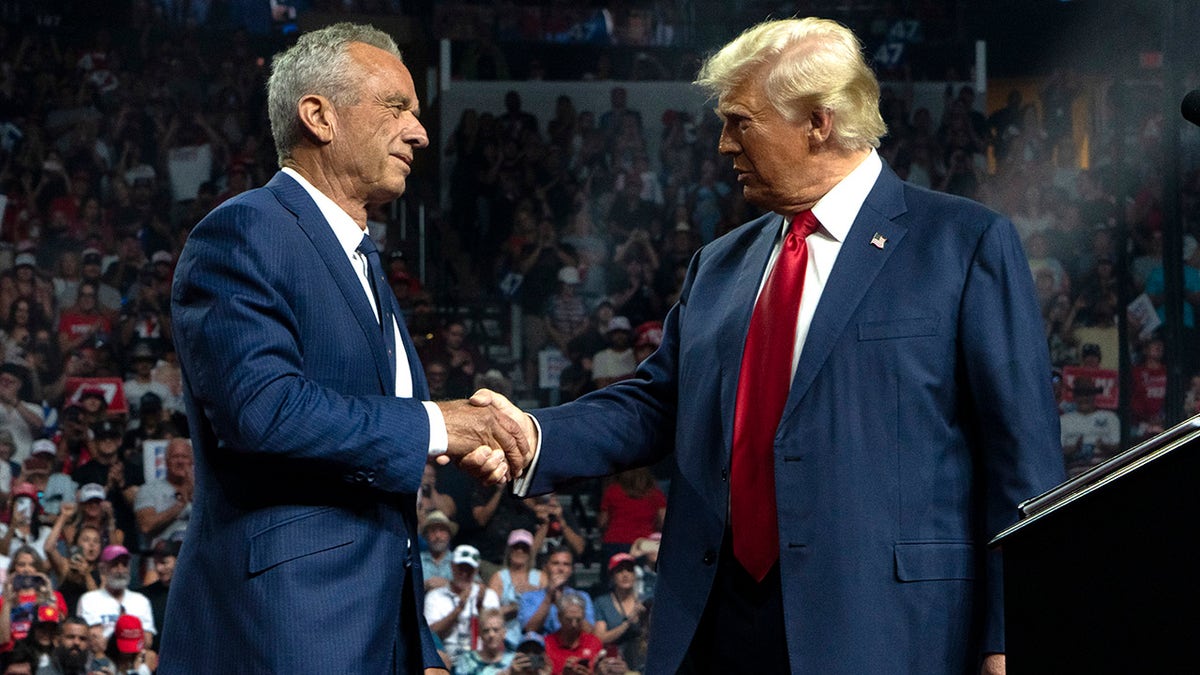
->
[990,414,1200,673]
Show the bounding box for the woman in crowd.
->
[1,484,51,560]
[0,544,67,651]
[596,467,665,574]
[591,553,647,671]
[486,529,543,648]
[43,502,103,612]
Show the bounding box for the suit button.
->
[703,549,717,565]
[365,470,376,482]
[343,473,355,483]
[720,468,728,481]
[353,471,366,483]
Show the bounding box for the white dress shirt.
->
[282,167,448,455]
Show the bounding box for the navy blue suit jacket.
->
[528,165,1065,673]
[162,172,442,673]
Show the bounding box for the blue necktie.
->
[357,234,398,389]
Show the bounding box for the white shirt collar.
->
[281,167,367,256]
[786,149,883,242]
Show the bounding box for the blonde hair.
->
[695,17,887,151]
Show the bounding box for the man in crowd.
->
[34,616,89,675]
[419,510,457,591]
[139,540,178,652]
[134,437,193,548]
[0,365,44,465]
[163,22,531,674]
[543,594,603,675]
[1060,379,1121,476]
[422,544,500,666]
[518,546,593,636]
[76,545,155,642]
[492,16,1064,675]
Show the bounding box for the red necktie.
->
[730,210,820,582]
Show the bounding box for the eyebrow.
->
[382,94,419,117]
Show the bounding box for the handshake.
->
[434,389,537,486]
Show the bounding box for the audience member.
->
[0,546,66,651]
[74,546,154,642]
[543,592,603,675]
[419,510,457,592]
[33,614,88,675]
[451,607,511,675]
[507,632,552,675]
[137,540,177,652]
[485,529,543,648]
[464,483,540,576]
[1130,337,1167,439]
[133,438,192,548]
[1060,379,1120,476]
[591,553,647,670]
[418,464,458,520]
[41,506,101,620]
[596,468,665,582]
[68,423,134,550]
[102,614,151,675]
[528,494,585,562]
[61,486,120,550]
[589,317,636,389]
[1,487,50,560]
[518,547,593,636]
[0,366,44,465]
[423,545,500,667]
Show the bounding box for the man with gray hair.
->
[487,16,1064,675]
[163,22,532,673]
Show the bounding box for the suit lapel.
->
[266,172,394,394]
[781,165,909,421]
[718,213,785,453]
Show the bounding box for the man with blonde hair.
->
[487,16,1064,674]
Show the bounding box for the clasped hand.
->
[435,388,537,486]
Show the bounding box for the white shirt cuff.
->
[511,413,543,497]
[423,401,448,456]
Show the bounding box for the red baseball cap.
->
[36,604,62,624]
[608,552,637,571]
[114,614,144,653]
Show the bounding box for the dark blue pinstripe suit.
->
[162,172,442,673]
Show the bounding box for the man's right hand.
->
[468,388,537,478]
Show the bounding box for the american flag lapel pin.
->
[870,232,887,249]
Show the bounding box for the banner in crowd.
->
[63,377,128,415]
[1061,366,1119,410]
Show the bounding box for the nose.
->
[717,125,738,155]
[407,117,429,148]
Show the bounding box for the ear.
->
[809,107,833,145]
[296,94,336,145]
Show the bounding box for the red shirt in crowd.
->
[1131,363,1167,425]
[545,630,604,674]
[599,482,666,545]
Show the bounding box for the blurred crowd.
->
[1,2,1199,673]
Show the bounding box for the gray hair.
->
[695,17,887,151]
[267,22,403,163]
[557,591,587,614]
